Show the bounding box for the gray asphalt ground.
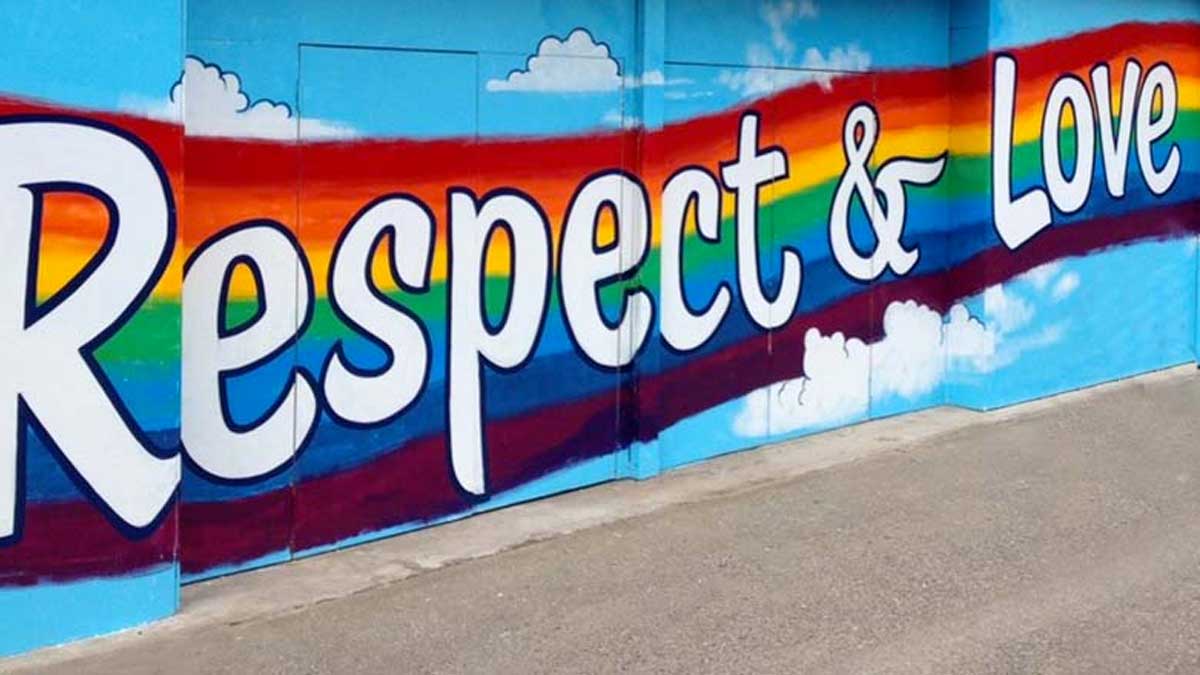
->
[8,369,1200,674]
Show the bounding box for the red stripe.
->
[2,200,1187,582]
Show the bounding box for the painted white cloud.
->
[943,303,1004,374]
[733,261,1082,437]
[1051,273,1080,301]
[719,1,869,97]
[1020,261,1062,291]
[602,108,641,129]
[734,300,995,436]
[764,0,819,61]
[982,284,1033,334]
[1017,261,1076,301]
[733,341,859,438]
[664,89,715,101]
[137,56,355,139]
[488,29,619,92]
[874,302,961,399]
[719,43,871,97]
[717,45,778,98]
[628,70,692,88]
[486,29,688,93]
[797,44,871,81]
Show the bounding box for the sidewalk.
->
[7,367,1200,674]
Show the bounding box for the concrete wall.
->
[0,0,1197,657]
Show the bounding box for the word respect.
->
[0,54,1182,542]
[183,111,816,497]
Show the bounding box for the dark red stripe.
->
[2,200,1194,583]
[202,199,1200,574]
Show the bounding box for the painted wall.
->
[0,0,184,656]
[0,0,1197,658]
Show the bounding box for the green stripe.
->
[97,110,1200,355]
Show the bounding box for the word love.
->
[993,55,1181,249]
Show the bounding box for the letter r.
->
[0,119,178,543]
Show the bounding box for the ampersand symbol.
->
[829,104,947,282]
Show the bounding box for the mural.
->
[0,0,1197,658]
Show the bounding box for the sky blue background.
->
[2,1,1195,138]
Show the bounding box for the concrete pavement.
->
[6,366,1200,674]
